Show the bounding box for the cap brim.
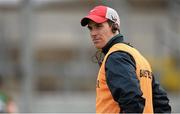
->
[81,15,107,26]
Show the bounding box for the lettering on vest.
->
[140,69,152,79]
[96,80,100,88]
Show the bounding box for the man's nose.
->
[90,29,97,36]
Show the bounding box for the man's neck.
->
[112,31,119,37]
[102,33,123,54]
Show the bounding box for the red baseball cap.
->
[81,5,120,27]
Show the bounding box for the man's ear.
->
[112,23,119,33]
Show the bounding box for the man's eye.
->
[87,26,92,30]
[96,24,102,28]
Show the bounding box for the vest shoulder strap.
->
[103,43,152,80]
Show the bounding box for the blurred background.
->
[0,0,179,113]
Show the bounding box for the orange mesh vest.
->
[96,43,153,113]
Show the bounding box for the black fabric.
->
[152,75,171,113]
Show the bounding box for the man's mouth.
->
[93,39,100,44]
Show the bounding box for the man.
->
[80,5,171,113]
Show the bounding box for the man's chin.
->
[94,45,102,49]
[94,44,100,49]
[94,43,105,49]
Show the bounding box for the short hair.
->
[107,20,120,33]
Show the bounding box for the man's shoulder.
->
[105,51,136,68]
[107,51,134,62]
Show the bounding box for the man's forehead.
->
[88,20,98,25]
[88,20,104,27]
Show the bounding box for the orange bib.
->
[96,43,153,113]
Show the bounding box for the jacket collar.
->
[102,34,124,55]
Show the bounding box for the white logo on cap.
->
[111,15,117,22]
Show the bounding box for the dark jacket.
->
[102,34,171,113]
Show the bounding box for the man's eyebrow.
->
[95,23,103,26]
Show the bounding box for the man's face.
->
[87,20,114,49]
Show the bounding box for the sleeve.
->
[152,75,171,113]
[105,51,145,113]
